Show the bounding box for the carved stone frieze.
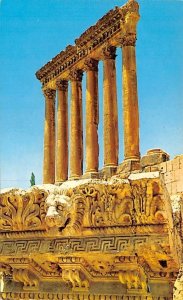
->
[0,188,47,231]
[0,178,171,234]
[35,1,140,87]
[73,178,167,228]
[119,268,147,291]
[0,292,173,300]
[13,268,39,290]
[62,268,89,291]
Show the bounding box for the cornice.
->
[35,0,139,88]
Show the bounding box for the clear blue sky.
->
[0,0,183,189]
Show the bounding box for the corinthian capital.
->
[102,45,116,60]
[84,58,98,72]
[56,79,68,91]
[120,33,137,47]
[43,88,56,99]
[69,69,83,81]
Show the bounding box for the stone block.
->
[173,169,182,182]
[82,172,99,179]
[179,155,183,169]
[117,160,141,174]
[159,162,167,174]
[165,183,172,195]
[166,161,173,172]
[171,182,177,195]
[151,166,159,172]
[100,166,117,179]
[164,171,173,184]
[177,181,183,193]
[144,166,151,172]
[172,156,180,171]
[141,149,169,169]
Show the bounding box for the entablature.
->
[35,0,139,89]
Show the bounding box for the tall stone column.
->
[102,46,118,169]
[122,34,140,161]
[55,80,68,183]
[43,88,56,184]
[69,69,83,179]
[84,58,99,175]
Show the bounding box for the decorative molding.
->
[0,188,47,232]
[35,2,140,87]
[0,235,170,256]
[0,292,173,300]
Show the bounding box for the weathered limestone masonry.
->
[0,1,183,299]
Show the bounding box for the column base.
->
[55,180,67,186]
[117,159,141,175]
[68,175,80,181]
[82,172,99,179]
[100,166,117,179]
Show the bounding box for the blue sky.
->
[0,0,183,189]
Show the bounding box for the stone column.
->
[102,46,118,169]
[84,58,99,175]
[122,34,140,161]
[55,80,68,183]
[43,88,56,184]
[69,69,83,179]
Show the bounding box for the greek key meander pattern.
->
[0,292,171,300]
[0,235,164,255]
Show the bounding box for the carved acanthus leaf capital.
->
[102,45,116,60]
[56,79,68,91]
[126,0,139,13]
[84,58,98,72]
[69,69,83,81]
[43,88,56,100]
[120,33,137,47]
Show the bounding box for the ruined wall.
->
[141,151,183,300]
[159,155,183,196]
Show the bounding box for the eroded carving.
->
[0,188,47,231]
[62,268,89,291]
[56,79,68,91]
[119,267,147,291]
[43,88,56,99]
[13,269,39,290]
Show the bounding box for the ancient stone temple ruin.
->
[0,0,183,299]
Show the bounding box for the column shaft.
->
[69,70,83,179]
[103,46,118,167]
[85,59,99,173]
[43,89,56,184]
[56,80,68,183]
[122,43,140,160]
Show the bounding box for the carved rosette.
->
[43,88,56,100]
[69,69,83,81]
[102,45,116,60]
[56,79,68,91]
[84,58,98,72]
